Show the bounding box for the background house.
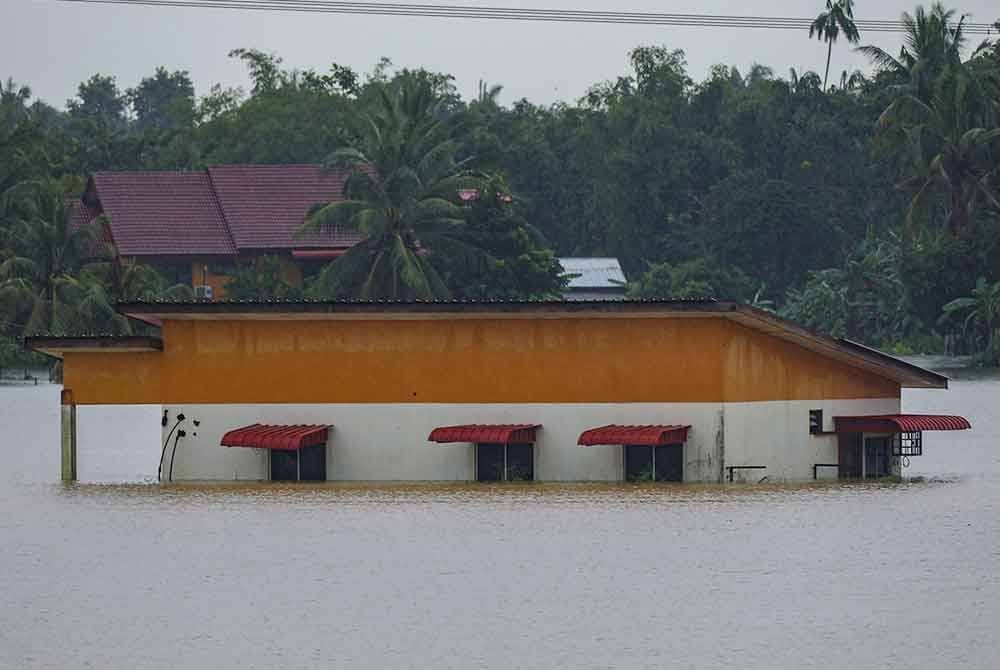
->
[71,164,360,298]
[558,257,628,301]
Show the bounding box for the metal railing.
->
[725,465,767,482]
[813,463,840,480]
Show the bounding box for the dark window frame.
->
[475,443,535,482]
[809,409,824,435]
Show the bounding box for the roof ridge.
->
[204,167,239,254]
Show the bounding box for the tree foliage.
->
[2,4,1000,360]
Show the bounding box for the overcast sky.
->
[5,0,999,108]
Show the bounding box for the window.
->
[624,444,683,482]
[892,432,923,457]
[475,443,535,482]
[270,445,327,482]
[809,409,824,434]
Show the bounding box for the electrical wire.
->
[50,0,1000,34]
[157,415,184,481]
[167,428,185,481]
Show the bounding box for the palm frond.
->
[324,147,369,171]
[300,199,370,234]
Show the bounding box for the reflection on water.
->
[2,376,1000,670]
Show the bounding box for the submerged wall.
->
[68,395,901,483]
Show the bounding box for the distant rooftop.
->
[73,164,365,258]
[558,258,627,290]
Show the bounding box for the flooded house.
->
[29,299,970,483]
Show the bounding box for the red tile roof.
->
[83,165,363,258]
[207,164,362,251]
[91,171,236,257]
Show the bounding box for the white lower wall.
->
[76,404,163,483]
[76,398,901,482]
[160,403,725,482]
[722,398,901,482]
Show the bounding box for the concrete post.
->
[716,408,726,484]
[60,389,77,482]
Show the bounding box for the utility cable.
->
[51,0,999,34]
[167,428,186,482]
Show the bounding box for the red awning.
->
[428,424,540,444]
[834,414,971,434]
[578,425,690,446]
[221,424,330,451]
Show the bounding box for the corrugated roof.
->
[559,258,627,289]
[428,424,541,444]
[207,164,362,251]
[91,171,237,257]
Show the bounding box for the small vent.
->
[809,409,824,435]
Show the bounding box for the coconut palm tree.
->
[0,183,112,333]
[857,3,967,101]
[809,0,862,91]
[300,78,485,300]
[877,67,1000,236]
[941,277,1000,357]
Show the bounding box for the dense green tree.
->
[127,67,196,132]
[67,75,127,123]
[628,258,756,301]
[224,255,301,300]
[781,233,914,344]
[941,276,1000,359]
[439,176,565,300]
[196,49,354,164]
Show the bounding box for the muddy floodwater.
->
[2,373,999,669]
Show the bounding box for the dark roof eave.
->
[728,306,949,390]
[838,338,949,390]
[25,335,164,359]
[118,297,728,318]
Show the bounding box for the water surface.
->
[1,377,998,669]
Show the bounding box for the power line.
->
[52,0,1000,34]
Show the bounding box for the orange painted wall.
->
[62,317,899,405]
[721,320,899,400]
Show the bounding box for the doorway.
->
[270,445,327,482]
[838,433,862,479]
[624,444,684,482]
[475,443,535,482]
[863,437,891,479]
